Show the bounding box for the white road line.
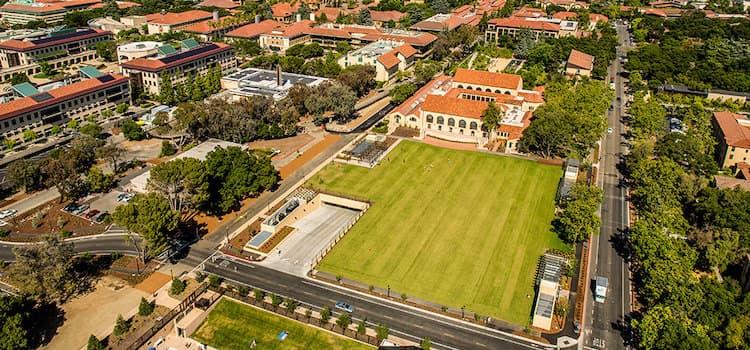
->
[300,280,550,349]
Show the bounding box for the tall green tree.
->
[0,296,30,350]
[159,71,174,105]
[111,193,180,255]
[9,236,79,302]
[359,8,373,25]
[553,184,603,242]
[480,102,503,141]
[147,157,208,212]
[7,159,43,192]
[204,147,279,214]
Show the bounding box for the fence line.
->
[312,203,369,267]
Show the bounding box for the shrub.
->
[335,274,342,282]
[357,318,367,334]
[271,293,283,307]
[170,277,186,295]
[320,306,331,323]
[159,140,176,157]
[60,230,72,238]
[253,288,265,302]
[50,125,62,135]
[305,307,312,319]
[138,297,154,316]
[0,229,8,238]
[400,293,407,301]
[121,120,145,141]
[195,272,206,282]
[57,216,67,229]
[237,285,249,297]
[368,284,374,292]
[3,139,15,150]
[115,103,129,114]
[208,275,221,287]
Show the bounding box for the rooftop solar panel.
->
[31,92,54,103]
[96,75,115,83]
[159,44,219,64]
[31,29,96,45]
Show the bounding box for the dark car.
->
[94,212,109,223]
[63,203,79,212]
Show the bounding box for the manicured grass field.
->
[191,298,372,350]
[311,141,569,325]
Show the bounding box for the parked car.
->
[0,220,8,227]
[607,127,614,134]
[335,302,354,313]
[0,209,17,219]
[73,204,90,215]
[117,192,135,202]
[84,209,100,220]
[94,212,109,223]
[63,203,79,212]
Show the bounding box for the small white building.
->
[337,40,417,81]
[116,41,161,65]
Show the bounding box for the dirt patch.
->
[0,191,29,209]
[40,275,148,350]
[247,134,316,161]
[135,272,171,295]
[279,134,341,179]
[392,127,420,138]
[4,201,107,241]
[422,136,477,151]
[189,196,258,237]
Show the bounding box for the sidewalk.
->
[0,187,59,216]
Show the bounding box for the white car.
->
[0,209,17,219]
[0,220,8,227]
[607,127,614,134]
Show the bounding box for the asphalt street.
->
[583,22,632,350]
[0,234,142,262]
[203,254,555,350]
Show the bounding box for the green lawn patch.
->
[192,298,373,350]
[310,141,569,325]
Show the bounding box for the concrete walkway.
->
[0,188,59,216]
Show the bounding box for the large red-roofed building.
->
[387,69,544,153]
[0,73,130,141]
[120,42,236,95]
[713,111,750,168]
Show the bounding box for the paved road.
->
[583,21,632,350]
[0,234,142,262]
[203,254,554,350]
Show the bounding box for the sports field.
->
[311,141,569,325]
[192,298,372,350]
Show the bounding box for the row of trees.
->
[625,91,750,348]
[554,183,603,243]
[7,135,123,201]
[113,146,278,253]
[158,64,222,105]
[519,80,613,158]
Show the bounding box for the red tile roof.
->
[0,28,111,52]
[513,5,546,18]
[196,0,240,9]
[226,19,285,39]
[393,44,417,58]
[146,10,212,25]
[183,16,245,34]
[422,94,489,119]
[552,11,577,19]
[517,90,544,103]
[393,74,452,116]
[567,49,593,70]
[120,42,233,72]
[362,31,437,47]
[0,74,129,121]
[714,111,750,148]
[315,6,342,21]
[488,16,560,31]
[589,13,608,22]
[370,10,405,22]
[272,20,313,37]
[377,52,401,68]
[271,2,299,18]
[1,0,102,12]
[445,88,524,106]
[453,68,522,90]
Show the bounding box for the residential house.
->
[713,111,750,169]
[565,49,594,77]
[271,2,300,23]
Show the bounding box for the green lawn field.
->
[311,141,569,325]
[192,298,373,350]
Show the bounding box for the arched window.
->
[470,121,478,130]
[504,91,511,95]
[495,89,501,93]
[457,84,464,89]
[437,116,444,124]
[409,117,417,122]
[459,120,466,128]
[426,114,434,123]
[448,118,455,126]
[485,88,492,92]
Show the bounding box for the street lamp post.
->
[461,305,466,319]
[387,285,390,298]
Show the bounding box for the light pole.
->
[461,305,466,319]
[387,285,390,298]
